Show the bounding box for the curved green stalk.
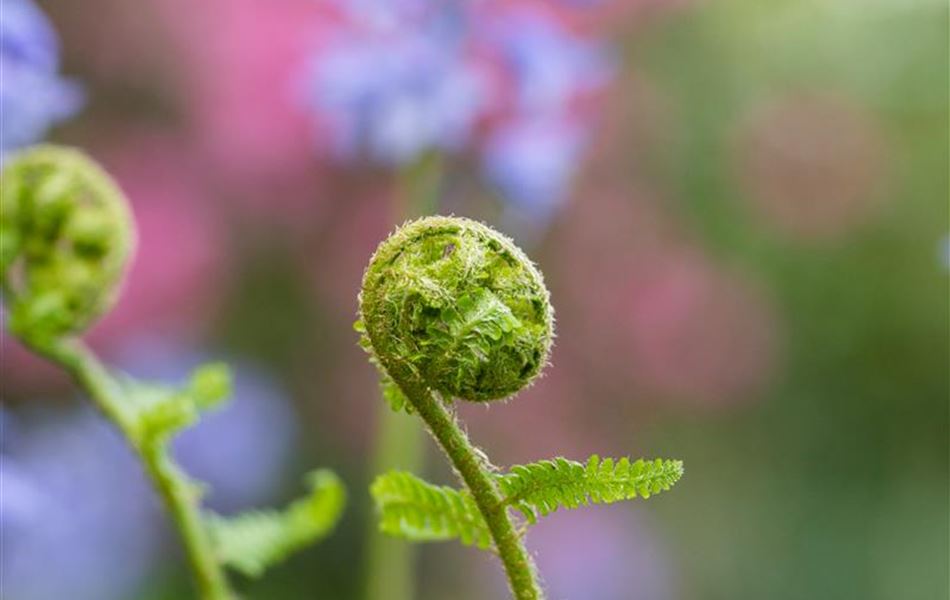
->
[30,338,236,600]
[400,381,544,600]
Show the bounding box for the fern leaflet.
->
[208,469,346,577]
[118,362,232,445]
[498,456,684,523]
[371,470,492,549]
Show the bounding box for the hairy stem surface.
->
[31,338,236,600]
[401,381,544,600]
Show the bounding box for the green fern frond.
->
[208,469,346,578]
[118,362,232,445]
[498,456,684,522]
[371,470,492,549]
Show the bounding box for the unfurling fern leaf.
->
[359,218,684,600]
[119,362,232,446]
[498,456,684,523]
[208,470,346,578]
[371,471,492,549]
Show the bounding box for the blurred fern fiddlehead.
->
[358,216,684,600]
[1,145,346,600]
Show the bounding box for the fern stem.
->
[402,383,544,600]
[30,338,237,600]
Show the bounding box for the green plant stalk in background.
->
[1,145,346,600]
[363,151,443,600]
[358,216,683,600]
[363,407,424,600]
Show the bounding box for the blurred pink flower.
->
[87,133,231,356]
[734,93,888,241]
[553,191,779,409]
[625,251,779,408]
[306,181,395,318]
[148,0,336,230]
[155,0,321,178]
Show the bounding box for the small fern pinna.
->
[0,146,346,600]
[358,216,684,600]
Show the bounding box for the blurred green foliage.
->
[635,1,948,598]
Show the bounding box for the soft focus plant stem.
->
[395,151,443,219]
[364,409,424,600]
[364,152,443,600]
[402,384,544,600]
[28,338,237,600]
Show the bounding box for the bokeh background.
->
[2,0,947,599]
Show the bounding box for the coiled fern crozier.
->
[1,146,346,600]
[358,216,684,600]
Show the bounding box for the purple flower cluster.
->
[0,0,82,154]
[305,19,484,165]
[1,409,158,600]
[304,1,612,220]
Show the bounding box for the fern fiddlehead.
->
[359,216,683,600]
[1,145,134,342]
[360,216,551,600]
[1,145,346,600]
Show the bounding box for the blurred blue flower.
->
[476,5,612,222]
[303,2,613,224]
[0,453,48,539]
[482,116,586,219]
[304,17,484,165]
[1,408,160,600]
[477,6,612,114]
[0,0,83,154]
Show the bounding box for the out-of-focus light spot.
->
[0,0,83,154]
[734,93,887,241]
[1,408,160,600]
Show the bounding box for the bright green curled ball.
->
[1,145,135,341]
[359,216,554,402]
